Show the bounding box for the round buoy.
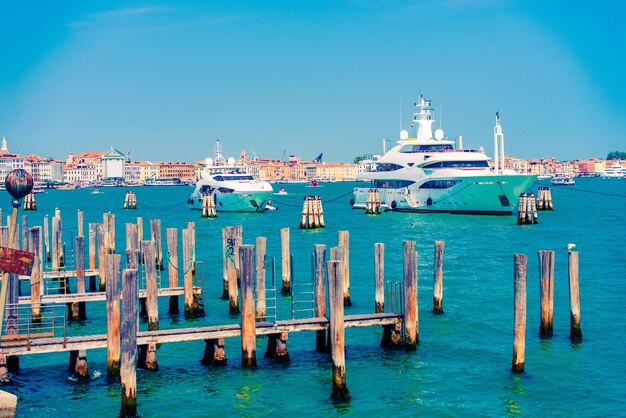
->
[5,169,34,207]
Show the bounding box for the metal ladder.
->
[255,257,277,323]
[290,253,315,320]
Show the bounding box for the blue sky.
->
[1,0,624,163]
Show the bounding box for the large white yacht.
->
[352,96,536,215]
[189,170,273,212]
[188,139,273,212]
[600,163,626,178]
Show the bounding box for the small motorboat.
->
[308,180,319,187]
[276,187,288,195]
[91,188,104,194]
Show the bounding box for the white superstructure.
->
[189,169,273,212]
[352,96,536,214]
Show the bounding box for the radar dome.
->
[205,157,213,166]
[227,157,236,166]
[400,130,409,140]
[434,128,444,140]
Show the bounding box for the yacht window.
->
[400,144,454,153]
[221,175,254,181]
[419,180,461,189]
[376,163,404,171]
[373,180,414,188]
[218,187,234,193]
[214,176,224,181]
[422,161,489,169]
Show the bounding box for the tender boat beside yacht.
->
[352,96,536,215]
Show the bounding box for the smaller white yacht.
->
[189,171,273,212]
[551,173,575,186]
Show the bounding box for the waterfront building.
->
[156,161,195,181]
[101,147,126,180]
[124,161,142,184]
[139,161,159,182]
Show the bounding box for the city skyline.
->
[1,1,624,163]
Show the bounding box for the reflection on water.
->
[502,373,526,416]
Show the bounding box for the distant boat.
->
[536,174,552,180]
[308,180,319,187]
[276,188,288,195]
[551,174,575,186]
[91,188,103,194]
[144,178,186,186]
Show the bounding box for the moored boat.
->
[189,171,273,212]
[352,95,536,215]
[551,173,575,186]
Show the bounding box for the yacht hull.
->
[352,174,536,215]
[190,191,273,212]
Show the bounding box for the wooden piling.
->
[88,223,97,291]
[136,217,143,243]
[512,254,527,373]
[568,251,582,341]
[141,240,158,331]
[517,194,527,225]
[103,213,115,254]
[403,240,418,350]
[327,259,349,400]
[120,268,138,417]
[43,215,50,262]
[538,250,554,337]
[51,216,60,270]
[77,210,83,237]
[21,215,28,252]
[126,223,139,252]
[338,231,351,307]
[73,236,86,321]
[280,227,291,295]
[166,228,179,314]
[314,244,328,352]
[317,196,326,228]
[240,245,257,367]
[221,227,231,300]
[150,219,163,270]
[183,228,201,318]
[433,240,445,314]
[255,237,267,321]
[29,227,42,322]
[106,254,122,379]
[374,243,384,313]
[97,223,106,291]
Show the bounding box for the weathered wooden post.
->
[568,251,582,341]
[73,235,86,321]
[314,244,328,352]
[240,245,256,367]
[150,219,163,270]
[43,214,50,262]
[141,240,159,371]
[280,227,291,294]
[538,250,554,337]
[403,240,418,350]
[51,216,60,270]
[29,227,42,322]
[374,243,384,313]
[106,254,121,379]
[77,209,84,237]
[255,236,267,321]
[221,226,240,300]
[142,240,158,331]
[97,223,106,291]
[327,258,349,401]
[338,230,351,306]
[103,213,115,254]
[183,228,202,317]
[166,228,179,314]
[512,254,527,373]
[433,240,445,314]
[120,268,138,417]
[88,223,97,291]
[126,223,139,252]
[21,215,28,252]
[70,349,89,380]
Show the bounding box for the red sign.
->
[0,246,35,275]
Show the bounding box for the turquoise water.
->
[4,179,626,417]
